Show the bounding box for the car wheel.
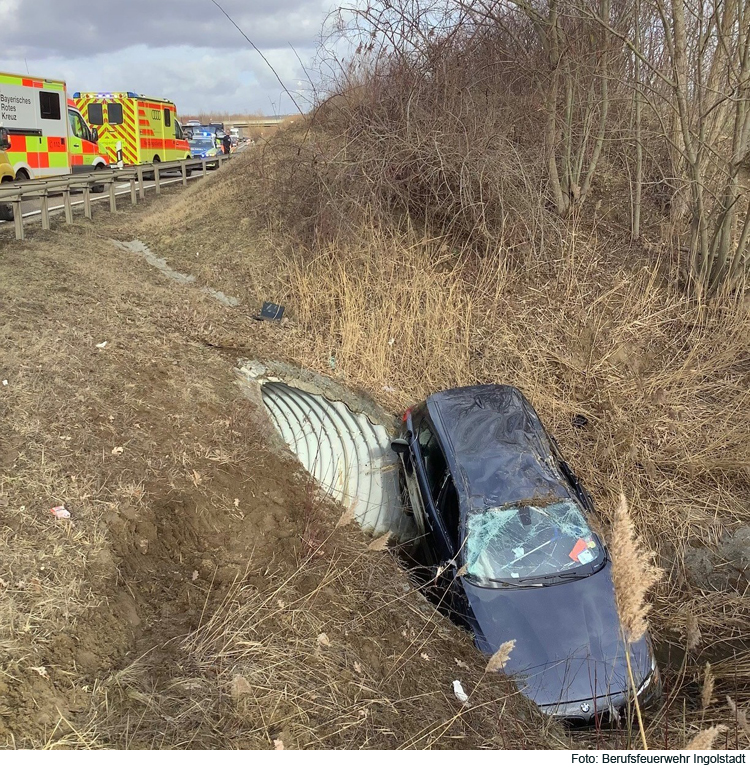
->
[91,164,106,194]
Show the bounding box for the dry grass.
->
[193,125,749,748]
[80,535,551,749]
[0,202,556,749]
[138,143,750,748]
[4,53,747,746]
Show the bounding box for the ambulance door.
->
[174,119,190,159]
[29,88,68,178]
[68,107,97,173]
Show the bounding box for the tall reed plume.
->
[610,493,663,644]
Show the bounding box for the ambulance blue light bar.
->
[72,91,140,98]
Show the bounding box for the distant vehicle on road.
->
[188,133,219,168]
[391,384,661,726]
[74,91,191,166]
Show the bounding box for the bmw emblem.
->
[580,702,591,713]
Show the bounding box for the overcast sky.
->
[0,0,339,115]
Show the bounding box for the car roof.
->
[426,384,570,511]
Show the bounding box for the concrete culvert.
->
[238,363,411,540]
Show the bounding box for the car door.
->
[413,417,456,563]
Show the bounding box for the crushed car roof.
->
[426,385,570,511]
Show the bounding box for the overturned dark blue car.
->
[391,385,661,726]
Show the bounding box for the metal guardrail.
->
[0,154,232,240]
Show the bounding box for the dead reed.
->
[610,494,663,644]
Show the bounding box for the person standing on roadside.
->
[221,132,231,155]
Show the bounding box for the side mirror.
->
[0,127,9,151]
[91,127,99,142]
[390,438,410,456]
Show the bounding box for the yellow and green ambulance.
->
[74,91,191,166]
[0,71,112,182]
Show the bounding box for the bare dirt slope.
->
[0,180,552,749]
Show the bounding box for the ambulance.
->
[74,92,191,166]
[0,71,111,182]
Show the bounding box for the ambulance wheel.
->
[91,165,106,194]
[144,157,160,181]
[1,175,20,220]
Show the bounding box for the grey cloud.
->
[0,0,330,112]
[1,0,332,57]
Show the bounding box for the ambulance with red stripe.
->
[74,92,191,166]
[0,71,112,182]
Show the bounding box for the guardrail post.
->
[154,166,160,194]
[40,191,50,230]
[137,167,145,200]
[181,159,187,186]
[109,179,117,213]
[12,199,24,240]
[84,184,92,219]
[130,177,137,205]
[202,158,207,175]
[63,187,73,224]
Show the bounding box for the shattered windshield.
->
[465,499,604,584]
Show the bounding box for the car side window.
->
[417,417,432,452]
[417,419,448,502]
[437,476,460,549]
